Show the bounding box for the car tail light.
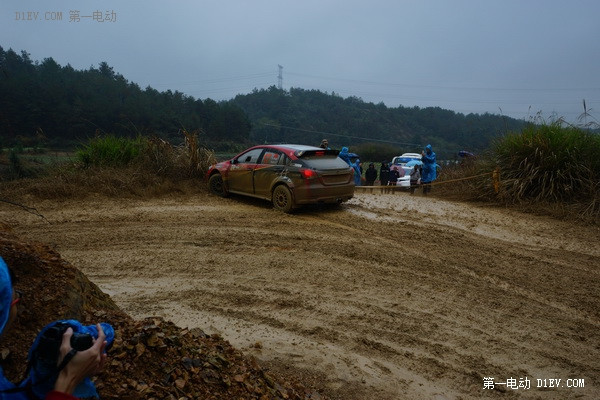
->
[300,168,317,179]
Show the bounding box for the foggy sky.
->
[2,0,599,123]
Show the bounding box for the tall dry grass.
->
[494,123,599,202]
[0,130,217,201]
[436,122,600,222]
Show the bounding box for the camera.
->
[35,322,94,363]
[26,320,114,399]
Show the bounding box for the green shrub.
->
[76,135,146,167]
[75,132,217,180]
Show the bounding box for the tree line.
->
[1,46,528,158]
[0,47,250,149]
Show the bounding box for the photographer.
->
[0,257,108,400]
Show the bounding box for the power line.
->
[286,71,600,92]
[185,81,273,96]
[260,122,505,155]
[151,72,273,87]
[327,87,600,107]
[260,122,422,147]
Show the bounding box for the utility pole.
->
[277,65,283,90]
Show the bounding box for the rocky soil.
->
[0,229,322,399]
[1,190,599,399]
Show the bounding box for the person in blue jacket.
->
[338,147,352,165]
[338,147,361,186]
[352,159,362,186]
[421,144,437,195]
[0,257,110,399]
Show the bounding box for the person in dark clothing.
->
[409,164,421,195]
[388,166,400,194]
[365,163,377,186]
[379,162,390,193]
[319,139,330,150]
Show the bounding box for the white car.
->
[391,153,421,165]
[390,153,421,189]
[394,165,413,188]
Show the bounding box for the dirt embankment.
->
[1,191,599,399]
[0,229,321,400]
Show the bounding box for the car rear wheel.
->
[208,174,228,197]
[272,185,294,213]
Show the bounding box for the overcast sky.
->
[2,0,599,123]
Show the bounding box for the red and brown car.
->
[206,144,355,212]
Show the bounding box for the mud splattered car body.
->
[206,144,355,212]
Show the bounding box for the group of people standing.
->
[322,138,437,194]
[369,162,422,194]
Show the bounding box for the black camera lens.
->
[35,323,94,364]
[71,333,94,351]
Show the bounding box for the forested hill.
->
[1,46,526,157]
[231,86,526,158]
[0,47,251,148]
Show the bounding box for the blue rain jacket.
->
[421,144,437,183]
[352,159,362,186]
[0,257,27,399]
[338,148,361,185]
[0,258,11,338]
[338,147,352,165]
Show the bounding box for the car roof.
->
[246,144,326,158]
[268,144,322,151]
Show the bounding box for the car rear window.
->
[301,155,350,169]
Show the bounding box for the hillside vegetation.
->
[231,86,526,158]
[1,46,526,158]
[0,47,251,149]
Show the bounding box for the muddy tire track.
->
[2,192,599,399]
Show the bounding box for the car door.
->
[227,148,264,194]
[253,149,288,198]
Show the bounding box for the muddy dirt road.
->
[2,191,599,399]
